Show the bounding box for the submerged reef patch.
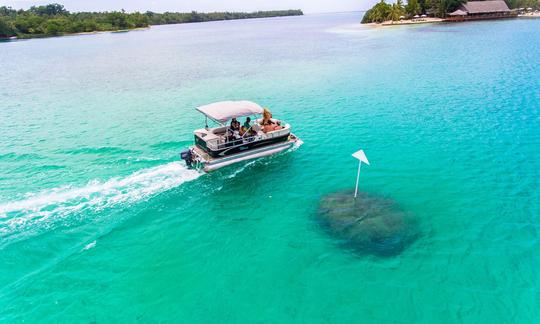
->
[317,190,419,256]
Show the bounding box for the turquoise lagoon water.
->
[1,13,540,322]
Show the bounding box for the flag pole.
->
[354,160,362,198]
[352,149,369,199]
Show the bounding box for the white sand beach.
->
[365,17,444,27]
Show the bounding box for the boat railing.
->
[263,127,290,139]
[205,127,290,151]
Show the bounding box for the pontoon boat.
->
[181,101,301,172]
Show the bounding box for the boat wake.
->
[82,240,97,251]
[224,139,303,179]
[290,138,304,151]
[0,162,201,240]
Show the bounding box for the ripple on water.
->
[56,146,140,155]
[0,152,45,161]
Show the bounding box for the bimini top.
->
[196,100,264,123]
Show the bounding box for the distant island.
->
[0,3,303,39]
[361,0,537,24]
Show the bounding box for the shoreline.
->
[383,17,444,26]
[365,17,444,27]
[365,13,540,28]
[4,11,540,41]
[518,12,540,18]
[0,13,304,42]
[3,27,151,40]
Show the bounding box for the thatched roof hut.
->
[460,0,511,14]
[446,1,515,21]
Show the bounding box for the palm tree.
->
[389,3,404,23]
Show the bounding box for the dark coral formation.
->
[317,190,418,256]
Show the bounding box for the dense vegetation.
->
[361,0,540,23]
[506,0,540,9]
[144,9,303,25]
[0,4,303,38]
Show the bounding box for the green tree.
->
[0,17,16,37]
[106,11,131,29]
[127,12,148,28]
[44,18,69,34]
[0,6,17,17]
[389,2,405,22]
[29,3,68,16]
[406,0,422,16]
[0,4,303,38]
[13,14,45,34]
[431,0,465,17]
[361,0,392,23]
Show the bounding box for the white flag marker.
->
[352,149,370,198]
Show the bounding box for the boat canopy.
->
[196,101,264,123]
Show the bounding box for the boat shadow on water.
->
[315,190,420,257]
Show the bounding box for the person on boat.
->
[260,108,273,132]
[230,118,240,133]
[225,118,239,142]
[259,108,283,133]
[261,108,273,126]
[241,117,254,136]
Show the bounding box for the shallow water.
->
[1,13,539,322]
[317,190,418,256]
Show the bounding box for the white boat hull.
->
[190,135,300,172]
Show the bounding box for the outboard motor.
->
[180,149,193,168]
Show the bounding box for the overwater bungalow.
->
[446,0,517,21]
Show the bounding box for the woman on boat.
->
[261,108,272,126]
[261,108,283,132]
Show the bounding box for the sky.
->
[0,0,376,14]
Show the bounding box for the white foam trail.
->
[0,162,201,235]
[83,240,96,251]
[227,160,258,179]
[224,140,303,179]
[290,139,304,151]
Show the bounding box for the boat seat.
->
[252,123,262,134]
[211,126,228,135]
